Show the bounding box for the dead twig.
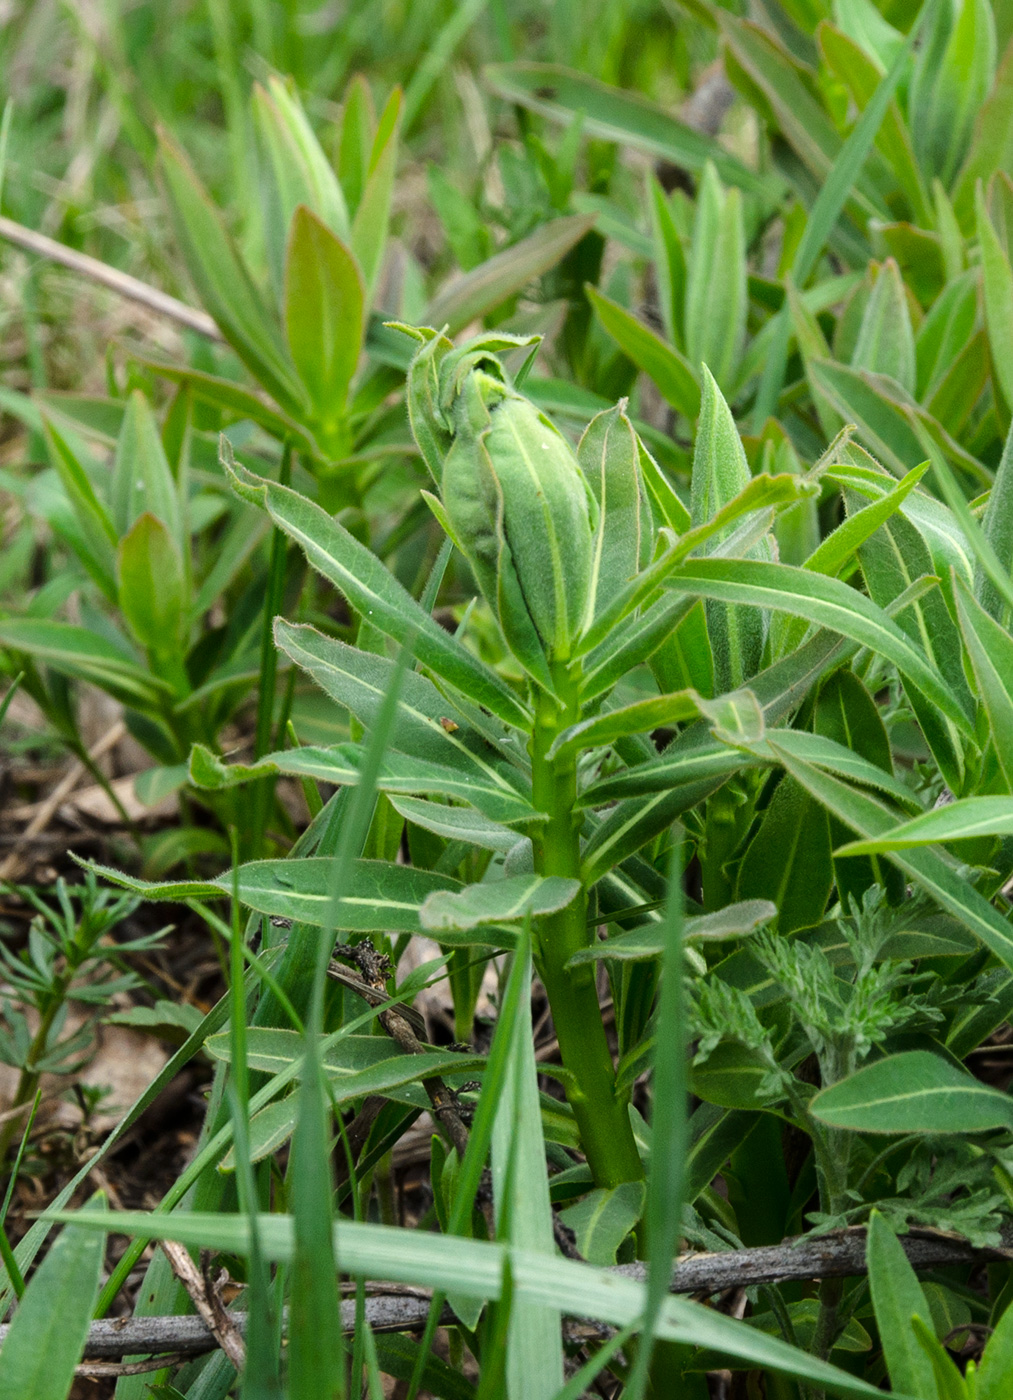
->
[615,1223,1013,1294]
[329,941,473,1161]
[23,1222,1013,1366]
[335,1094,390,1185]
[75,1352,191,1378]
[159,1239,246,1370]
[45,1296,451,1363]
[0,215,222,341]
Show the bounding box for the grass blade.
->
[625,841,687,1399]
[0,1199,105,1399]
[288,633,416,1400]
[491,923,563,1398]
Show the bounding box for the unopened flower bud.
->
[407,333,596,679]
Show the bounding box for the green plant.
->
[64,315,1013,1389]
[490,4,1013,494]
[11,4,1013,1396]
[147,73,598,519]
[0,871,162,1160]
[0,386,294,861]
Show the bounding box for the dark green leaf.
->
[811,1050,1013,1132]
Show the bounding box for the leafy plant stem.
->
[529,673,643,1188]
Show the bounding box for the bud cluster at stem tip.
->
[402,327,597,685]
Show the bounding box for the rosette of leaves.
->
[140,75,597,519]
[153,74,406,506]
[0,387,290,861]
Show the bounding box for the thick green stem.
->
[530,680,643,1189]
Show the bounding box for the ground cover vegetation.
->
[4,0,1013,1396]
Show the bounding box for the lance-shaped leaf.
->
[274,620,528,780]
[818,24,929,225]
[482,62,774,198]
[803,464,928,590]
[650,178,686,349]
[850,258,915,394]
[977,420,1013,622]
[578,637,855,808]
[718,15,851,187]
[568,901,776,966]
[158,129,306,415]
[389,795,519,852]
[87,857,461,933]
[491,934,564,1396]
[977,1279,1013,1399]
[764,729,920,808]
[0,618,169,707]
[978,183,1013,415]
[836,796,1013,854]
[40,417,117,597]
[768,745,1013,972]
[866,1211,938,1400]
[650,599,714,699]
[685,163,746,392]
[218,1091,351,1172]
[664,556,972,737]
[578,469,812,661]
[117,513,187,680]
[580,779,735,887]
[134,352,316,455]
[208,1029,483,1090]
[253,76,350,251]
[0,1206,105,1400]
[110,390,180,539]
[690,371,767,689]
[814,668,903,905]
[811,1050,1013,1133]
[578,737,751,808]
[426,215,596,335]
[924,328,990,439]
[586,286,700,421]
[829,456,976,610]
[952,29,1013,219]
[846,485,972,793]
[350,86,402,299]
[736,775,833,934]
[190,741,537,828]
[579,402,653,623]
[915,269,977,400]
[809,358,986,482]
[580,595,697,703]
[559,1182,646,1266]
[638,434,690,532]
[909,0,995,188]
[955,577,1013,789]
[284,206,364,423]
[224,454,531,730]
[420,875,581,934]
[549,690,707,762]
